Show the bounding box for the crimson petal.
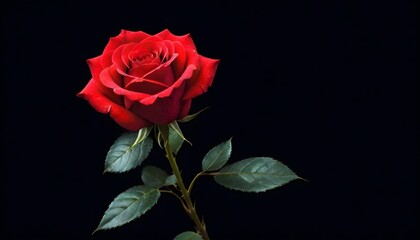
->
[100,66,151,101]
[183,55,220,100]
[77,79,150,131]
[101,30,151,67]
[139,64,196,105]
[155,29,196,50]
[87,56,103,81]
[130,83,187,124]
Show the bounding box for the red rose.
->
[77,29,219,131]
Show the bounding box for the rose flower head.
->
[78,29,219,131]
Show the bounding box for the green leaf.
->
[165,174,177,186]
[134,126,153,145]
[202,138,232,172]
[213,157,300,192]
[141,166,169,188]
[104,131,153,173]
[178,107,209,123]
[94,185,160,232]
[168,125,184,155]
[169,121,191,145]
[174,231,203,240]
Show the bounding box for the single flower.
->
[77,29,219,131]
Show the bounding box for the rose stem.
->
[164,141,210,240]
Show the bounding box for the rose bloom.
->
[78,29,219,131]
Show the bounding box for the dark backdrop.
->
[1,0,416,239]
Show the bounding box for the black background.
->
[1,0,416,239]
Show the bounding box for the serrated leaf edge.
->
[213,157,302,193]
[202,138,232,172]
[94,186,160,233]
[104,136,153,173]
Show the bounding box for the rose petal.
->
[100,66,123,88]
[100,66,151,101]
[143,62,175,86]
[183,55,220,100]
[156,29,196,50]
[124,97,133,109]
[125,63,162,87]
[122,52,178,86]
[77,79,150,131]
[87,56,103,81]
[141,52,178,78]
[163,40,175,62]
[111,45,126,73]
[144,54,177,87]
[80,64,123,105]
[101,30,151,67]
[121,29,151,43]
[104,30,150,53]
[121,43,137,68]
[172,41,187,78]
[127,63,160,79]
[101,50,116,68]
[160,40,169,62]
[130,36,164,56]
[130,83,186,124]
[139,64,196,105]
[178,99,192,119]
[126,80,166,95]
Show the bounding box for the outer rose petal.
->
[155,29,196,50]
[77,79,150,131]
[87,56,103,81]
[178,99,192,119]
[101,30,151,67]
[183,56,220,100]
[121,30,152,43]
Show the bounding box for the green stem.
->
[164,142,210,240]
[188,172,205,194]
